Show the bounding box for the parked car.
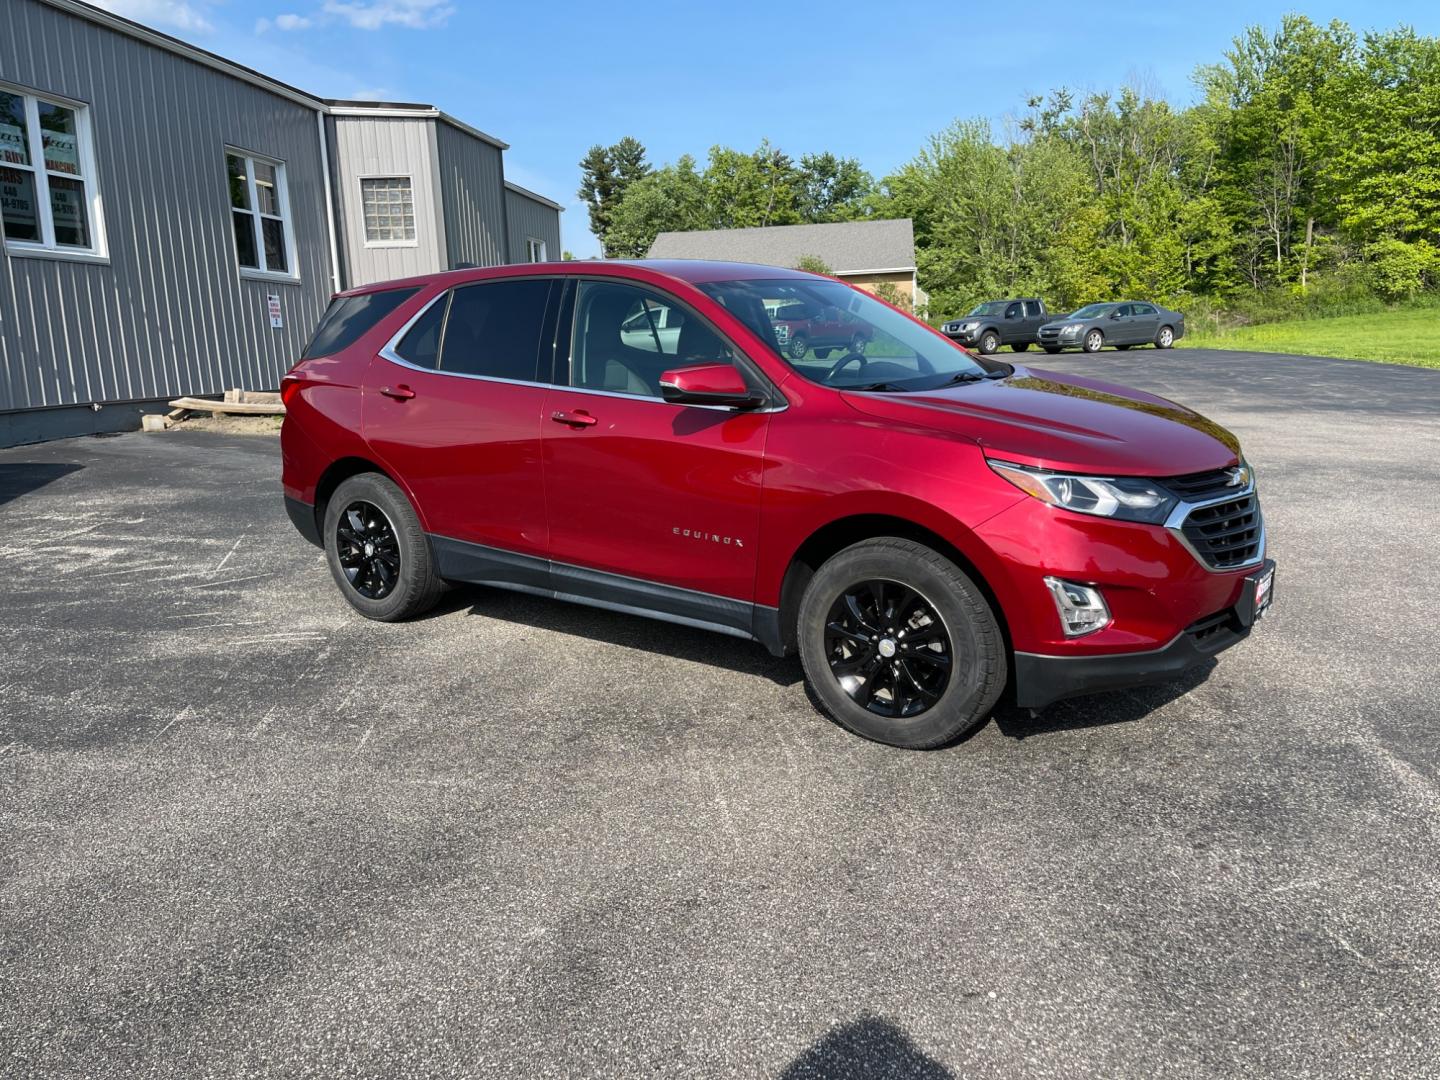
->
[281,261,1270,749]
[1037,302,1185,354]
[769,299,872,360]
[942,299,1056,354]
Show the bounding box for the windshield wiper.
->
[945,369,1007,386]
[853,381,910,392]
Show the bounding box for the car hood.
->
[839,365,1240,475]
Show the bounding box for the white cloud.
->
[320,0,455,30]
[89,0,213,33]
[256,12,313,32]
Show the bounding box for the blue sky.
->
[98,0,1440,257]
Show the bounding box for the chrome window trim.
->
[1164,484,1266,574]
[377,277,787,414]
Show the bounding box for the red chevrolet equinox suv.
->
[281,261,1274,748]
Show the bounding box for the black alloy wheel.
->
[823,578,952,718]
[335,500,401,600]
[788,334,809,360]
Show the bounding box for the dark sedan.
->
[1037,302,1185,354]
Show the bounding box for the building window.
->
[227,149,294,277]
[361,177,416,244]
[526,237,547,262]
[0,85,104,257]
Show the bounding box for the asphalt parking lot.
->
[2,347,1438,1079]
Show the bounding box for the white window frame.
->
[225,146,299,283]
[526,237,547,263]
[359,174,418,248]
[0,80,107,264]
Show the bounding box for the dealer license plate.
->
[1253,566,1274,620]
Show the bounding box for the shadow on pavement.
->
[448,583,803,687]
[992,660,1216,739]
[780,1014,954,1079]
[0,462,83,507]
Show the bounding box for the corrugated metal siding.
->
[330,115,444,285]
[0,0,332,411]
[435,122,506,269]
[505,188,562,264]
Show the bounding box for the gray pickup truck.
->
[941,298,1057,354]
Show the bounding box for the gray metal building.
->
[0,0,563,447]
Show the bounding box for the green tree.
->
[796,153,873,222]
[605,155,707,258]
[577,136,651,256]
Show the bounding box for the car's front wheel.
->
[1043,345,1063,354]
[324,473,444,621]
[797,538,1006,749]
[1083,329,1104,353]
[978,331,1000,354]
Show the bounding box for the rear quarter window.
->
[302,287,421,359]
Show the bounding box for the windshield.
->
[1069,304,1116,319]
[700,278,993,391]
[967,302,1008,316]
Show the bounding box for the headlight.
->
[988,460,1178,524]
[961,321,978,331]
[1059,324,1082,337]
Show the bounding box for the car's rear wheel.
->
[978,331,1000,354]
[324,473,444,622]
[1083,329,1104,353]
[797,538,1005,749]
[1011,342,1030,352]
[788,334,809,360]
[1115,344,1131,351]
[815,347,832,359]
[1156,325,1175,349]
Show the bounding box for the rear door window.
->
[303,287,419,359]
[440,278,554,381]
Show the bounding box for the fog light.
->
[1044,577,1111,637]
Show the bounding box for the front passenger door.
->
[542,279,772,618]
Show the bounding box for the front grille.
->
[1163,467,1241,502]
[1180,493,1263,569]
[1039,328,1060,340]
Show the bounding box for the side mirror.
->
[659,363,764,409]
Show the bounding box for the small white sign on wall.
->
[267,293,282,329]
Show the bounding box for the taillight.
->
[280,371,304,407]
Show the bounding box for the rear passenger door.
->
[1130,303,1160,344]
[362,277,557,571]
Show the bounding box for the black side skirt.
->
[430,535,785,655]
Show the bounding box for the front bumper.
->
[944,327,980,344]
[1013,559,1274,709]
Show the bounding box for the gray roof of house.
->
[648,219,915,274]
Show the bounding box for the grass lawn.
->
[1187,308,1440,369]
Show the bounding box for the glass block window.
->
[361,177,416,243]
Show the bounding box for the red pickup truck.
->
[770,299,873,360]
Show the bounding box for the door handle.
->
[380,384,416,401]
[551,409,598,428]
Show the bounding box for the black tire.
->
[1156,325,1175,349]
[1043,345,1063,354]
[1010,342,1031,352]
[978,330,1000,355]
[797,538,1006,749]
[1082,329,1104,353]
[815,347,832,360]
[324,473,444,622]
[1115,344,1131,351]
[788,334,809,361]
